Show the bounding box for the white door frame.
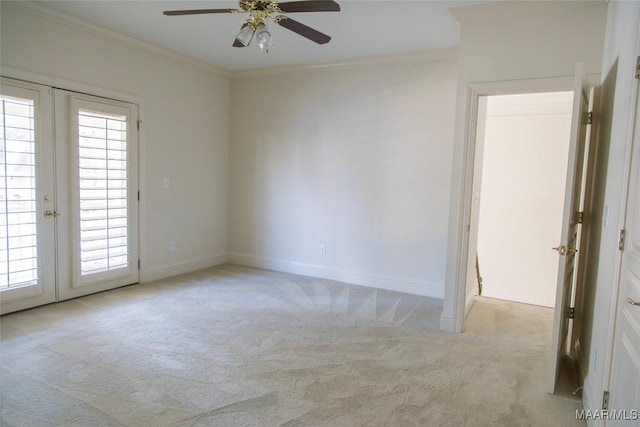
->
[442,74,600,333]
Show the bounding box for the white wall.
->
[580,0,640,417]
[442,0,608,331]
[229,51,458,298]
[0,3,230,281]
[476,92,572,308]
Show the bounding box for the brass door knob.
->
[627,298,640,307]
[44,210,60,218]
[552,245,577,256]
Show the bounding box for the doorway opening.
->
[464,90,585,397]
[468,91,574,309]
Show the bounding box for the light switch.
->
[163,178,170,189]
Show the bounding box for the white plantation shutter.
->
[72,99,135,287]
[0,95,38,290]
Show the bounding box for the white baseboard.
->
[139,251,444,299]
[228,252,444,299]
[140,254,229,283]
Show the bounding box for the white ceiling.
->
[32,0,487,71]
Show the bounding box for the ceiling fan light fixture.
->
[255,22,273,51]
[164,0,341,50]
[236,22,255,46]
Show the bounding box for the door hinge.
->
[619,229,626,251]
[566,307,575,319]
[602,390,609,410]
[586,111,593,125]
[578,211,584,224]
[138,259,141,269]
[137,119,142,130]
[137,191,140,201]
[635,56,640,79]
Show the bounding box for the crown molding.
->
[231,47,459,80]
[6,2,459,81]
[451,0,607,24]
[7,1,231,79]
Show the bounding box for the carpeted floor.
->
[1,264,584,426]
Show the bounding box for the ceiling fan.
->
[163,0,341,52]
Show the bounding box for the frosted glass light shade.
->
[255,23,273,51]
[236,23,255,46]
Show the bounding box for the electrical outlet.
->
[170,241,176,251]
[319,244,326,255]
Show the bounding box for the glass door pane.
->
[0,79,56,314]
[77,109,129,277]
[0,95,38,290]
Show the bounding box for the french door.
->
[0,78,139,314]
[0,79,56,313]
[54,89,139,302]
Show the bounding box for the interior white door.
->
[0,78,56,315]
[54,90,139,301]
[547,63,591,394]
[606,74,640,426]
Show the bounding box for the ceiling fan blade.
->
[277,17,331,44]
[163,9,239,16]
[277,0,340,13]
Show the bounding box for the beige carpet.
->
[1,264,584,426]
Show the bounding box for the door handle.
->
[627,298,640,307]
[552,245,577,256]
[44,210,60,218]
